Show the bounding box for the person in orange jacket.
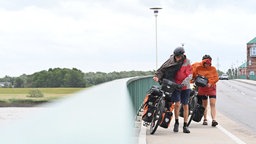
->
[191,62,201,82]
[192,54,219,127]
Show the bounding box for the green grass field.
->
[0,88,85,106]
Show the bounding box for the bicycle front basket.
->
[195,76,208,87]
[161,79,176,93]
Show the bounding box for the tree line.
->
[0,68,154,88]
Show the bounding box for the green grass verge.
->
[0,88,85,107]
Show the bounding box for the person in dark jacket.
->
[153,47,192,133]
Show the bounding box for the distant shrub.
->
[27,89,44,98]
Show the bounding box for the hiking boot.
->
[183,126,190,133]
[173,123,179,132]
[212,120,218,127]
[203,119,208,125]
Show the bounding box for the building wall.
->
[246,44,256,80]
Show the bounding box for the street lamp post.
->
[150,7,162,70]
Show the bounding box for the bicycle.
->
[186,85,205,127]
[148,79,182,134]
[179,75,207,127]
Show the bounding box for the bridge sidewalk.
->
[137,110,250,144]
[136,79,256,144]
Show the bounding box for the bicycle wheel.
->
[187,110,195,127]
[187,96,198,127]
[149,99,165,134]
[190,96,198,111]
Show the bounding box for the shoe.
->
[183,126,190,133]
[173,123,179,132]
[203,119,208,125]
[212,120,218,127]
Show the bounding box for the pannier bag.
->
[142,94,158,122]
[142,106,155,122]
[159,111,173,128]
[142,86,161,122]
[142,105,155,122]
[195,75,208,87]
[192,104,205,122]
[161,79,176,94]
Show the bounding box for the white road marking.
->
[217,125,247,144]
[207,117,247,144]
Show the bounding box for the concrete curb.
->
[138,122,147,144]
[233,79,256,86]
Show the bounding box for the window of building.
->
[250,46,256,57]
[248,60,252,65]
[249,71,255,75]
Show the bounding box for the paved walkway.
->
[138,112,252,144]
[139,112,250,144]
[137,79,256,144]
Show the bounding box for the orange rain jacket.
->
[192,59,219,96]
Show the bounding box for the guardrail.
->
[0,76,156,144]
[127,76,158,116]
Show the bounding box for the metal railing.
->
[127,76,158,116]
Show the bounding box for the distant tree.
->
[0,69,154,88]
[217,70,224,76]
[31,70,48,87]
[14,77,24,88]
[227,69,234,79]
[63,68,85,87]
[47,68,65,87]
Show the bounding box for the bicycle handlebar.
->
[159,79,183,94]
[161,79,183,89]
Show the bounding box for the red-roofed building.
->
[246,37,256,80]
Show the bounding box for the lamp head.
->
[150,7,162,16]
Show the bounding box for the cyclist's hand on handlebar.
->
[177,84,183,89]
[207,83,212,87]
[153,76,159,82]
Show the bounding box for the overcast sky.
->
[0,0,256,77]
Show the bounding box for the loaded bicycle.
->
[180,75,207,127]
[187,85,205,126]
[142,79,182,134]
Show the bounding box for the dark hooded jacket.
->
[154,55,184,82]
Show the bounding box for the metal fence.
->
[127,76,158,116]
